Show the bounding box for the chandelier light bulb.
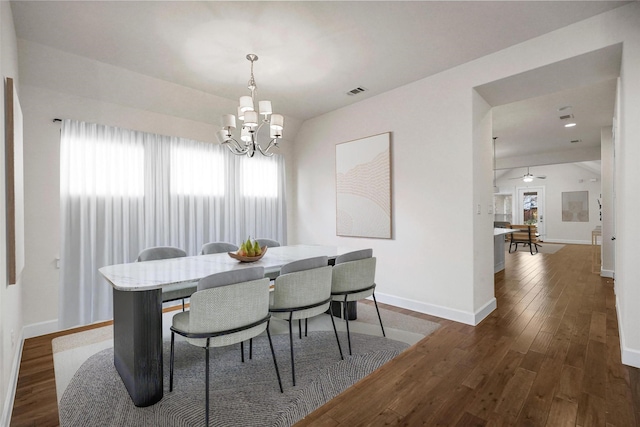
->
[270,114,284,131]
[523,176,533,183]
[270,127,282,139]
[216,129,231,144]
[239,96,254,113]
[243,110,258,127]
[259,100,272,116]
[222,114,236,130]
[241,127,252,142]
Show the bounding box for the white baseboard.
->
[1,329,24,427]
[23,319,59,339]
[600,269,614,278]
[615,295,640,369]
[475,298,497,325]
[374,292,495,326]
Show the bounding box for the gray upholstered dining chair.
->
[255,238,281,248]
[169,266,283,426]
[269,256,343,386]
[136,246,196,311]
[331,249,385,355]
[200,241,239,255]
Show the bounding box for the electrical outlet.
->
[476,204,481,215]
[488,204,493,214]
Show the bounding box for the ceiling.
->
[10,1,629,166]
[479,44,621,171]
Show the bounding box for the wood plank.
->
[555,365,583,403]
[583,341,607,399]
[545,396,578,427]
[493,367,537,418]
[516,356,564,426]
[576,392,606,427]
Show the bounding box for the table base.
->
[113,288,164,407]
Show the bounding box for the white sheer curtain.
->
[59,120,287,328]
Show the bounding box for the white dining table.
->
[99,244,359,407]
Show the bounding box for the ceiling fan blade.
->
[535,176,547,179]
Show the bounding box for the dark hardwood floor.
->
[296,244,639,426]
[10,244,640,426]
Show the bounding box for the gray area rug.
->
[59,331,408,426]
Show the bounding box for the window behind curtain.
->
[170,141,225,197]
[59,120,287,328]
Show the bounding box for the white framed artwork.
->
[335,132,391,239]
[4,77,25,285]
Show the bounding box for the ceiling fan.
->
[509,167,546,183]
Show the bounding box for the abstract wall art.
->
[336,133,391,238]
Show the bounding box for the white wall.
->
[292,2,640,365]
[601,126,614,276]
[16,39,301,331]
[496,163,602,244]
[613,7,640,367]
[1,2,24,424]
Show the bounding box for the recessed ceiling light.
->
[564,123,577,128]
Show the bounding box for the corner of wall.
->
[0,330,23,427]
[616,294,640,369]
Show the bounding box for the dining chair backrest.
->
[201,242,239,255]
[279,256,328,275]
[332,251,376,295]
[188,275,270,347]
[137,246,186,262]
[255,238,281,248]
[334,248,373,265]
[271,257,332,312]
[197,266,265,292]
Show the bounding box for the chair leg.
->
[305,318,308,337]
[241,341,245,363]
[343,298,352,356]
[249,338,253,360]
[181,298,185,311]
[169,332,175,392]
[298,319,302,339]
[372,293,386,337]
[266,321,284,393]
[328,311,344,360]
[205,344,210,427]
[288,312,296,386]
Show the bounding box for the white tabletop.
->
[99,245,359,291]
[494,228,516,236]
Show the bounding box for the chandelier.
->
[216,54,284,157]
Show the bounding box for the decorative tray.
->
[227,246,268,263]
